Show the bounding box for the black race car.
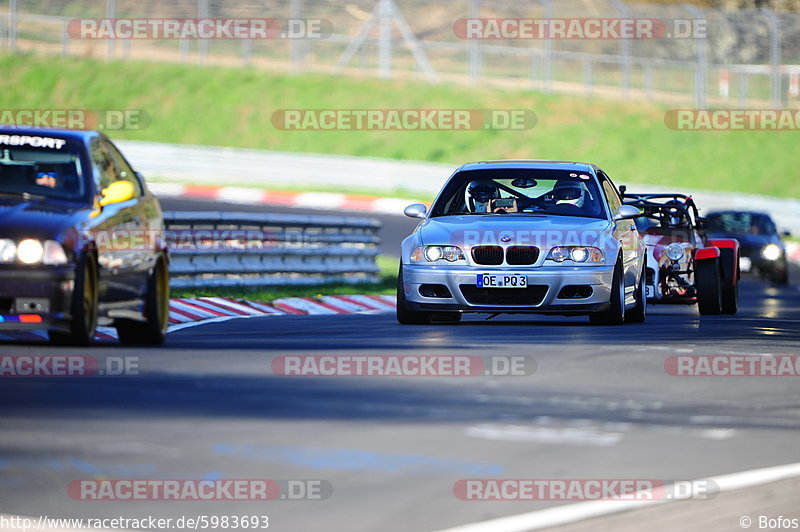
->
[705,210,790,284]
[0,128,169,345]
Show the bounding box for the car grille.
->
[506,246,539,265]
[470,246,540,265]
[471,246,504,265]
[459,285,548,306]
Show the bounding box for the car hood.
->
[707,232,779,249]
[0,198,90,241]
[417,215,612,248]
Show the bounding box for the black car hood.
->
[0,197,91,241]
[707,231,780,250]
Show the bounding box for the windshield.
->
[430,169,606,219]
[706,212,776,236]
[0,146,86,201]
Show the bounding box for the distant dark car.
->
[705,211,789,284]
[0,128,169,345]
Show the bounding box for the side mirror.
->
[614,204,641,221]
[99,180,136,206]
[404,203,427,219]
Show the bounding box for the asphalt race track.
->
[0,200,798,531]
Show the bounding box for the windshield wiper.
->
[0,191,48,201]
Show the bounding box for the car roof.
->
[0,126,102,144]
[457,160,597,173]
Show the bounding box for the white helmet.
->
[552,181,586,209]
[466,180,499,213]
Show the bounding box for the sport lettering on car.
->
[0,135,67,150]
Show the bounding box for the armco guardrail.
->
[163,211,382,289]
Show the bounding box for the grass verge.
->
[1,53,798,198]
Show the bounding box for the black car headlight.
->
[0,238,68,265]
[761,244,781,262]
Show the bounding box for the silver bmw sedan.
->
[398,160,647,325]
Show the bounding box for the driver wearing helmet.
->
[660,201,686,228]
[552,180,587,209]
[466,180,499,213]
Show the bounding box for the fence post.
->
[738,71,748,107]
[468,0,481,84]
[9,0,18,51]
[198,0,209,63]
[761,7,781,108]
[290,0,304,72]
[106,0,115,60]
[61,19,70,56]
[537,0,553,92]
[684,5,707,109]
[611,0,631,100]
[378,0,392,79]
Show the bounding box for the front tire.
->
[49,253,98,346]
[396,263,432,325]
[626,262,647,324]
[590,260,625,325]
[116,255,169,345]
[696,258,722,315]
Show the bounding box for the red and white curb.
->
[148,182,423,215]
[787,242,800,265]
[0,295,396,343]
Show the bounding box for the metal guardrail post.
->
[611,0,631,101]
[468,0,481,84]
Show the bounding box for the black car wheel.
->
[626,261,647,324]
[696,258,723,315]
[116,255,169,345]
[396,263,435,325]
[49,253,98,346]
[590,259,625,326]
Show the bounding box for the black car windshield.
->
[706,212,776,236]
[0,146,86,201]
[430,169,606,219]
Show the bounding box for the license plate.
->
[645,285,654,298]
[477,274,527,288]
[739,256,752,272]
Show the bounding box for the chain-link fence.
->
[2,0,799,108]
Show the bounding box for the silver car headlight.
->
[762,243,781,261]
[666,243,684,262]
[547,246,604,264]
[411,245,465,263]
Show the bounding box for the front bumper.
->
[0,265,75,331]
[402,264,614,314]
